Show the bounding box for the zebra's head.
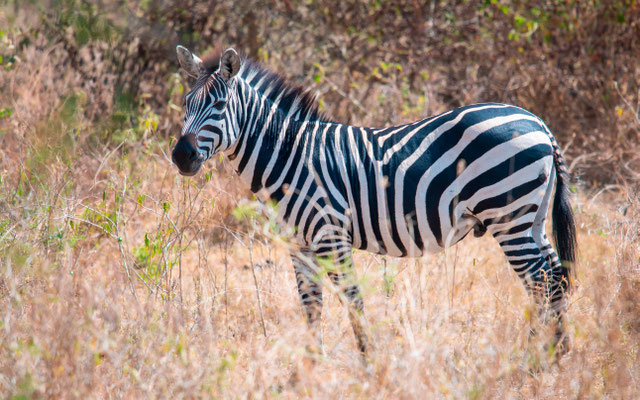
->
[172,46,241,176]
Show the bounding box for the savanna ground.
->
[1,1,639,398]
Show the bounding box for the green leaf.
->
[232,202,258,221]
[137,194,145,206]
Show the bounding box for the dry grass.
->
[1,134,639,398]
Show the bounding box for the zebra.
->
[172,46,577,358]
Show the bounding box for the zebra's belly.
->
[349,192,466,258]
[347,178,447,258]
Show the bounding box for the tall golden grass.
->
[1,131,639,397]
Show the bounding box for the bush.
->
[2,0,638,183]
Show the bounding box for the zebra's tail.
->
[547,127,577,289]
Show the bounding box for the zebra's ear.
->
[219,48,240,82]
[176,45,204,78]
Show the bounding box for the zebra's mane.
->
[237,59,329,122]
[199,48,329,122]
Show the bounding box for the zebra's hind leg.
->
[493,212,569,344]
[493,224,569,356]
[530,187,570,356]
[530,166,570,356]
[485,165,569,358]
[291,250,324,355]
[532,230,570,355]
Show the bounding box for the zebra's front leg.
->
[326,248,369,358]
[290,250,324,353]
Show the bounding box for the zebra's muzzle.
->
[176,162,202,176]
[172,132,204,176]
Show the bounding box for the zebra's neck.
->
[226,78,333,202]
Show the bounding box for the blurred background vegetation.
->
[1,0,638,183]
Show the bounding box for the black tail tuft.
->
[552,169,577,289]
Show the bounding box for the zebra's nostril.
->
[188,150,198,162]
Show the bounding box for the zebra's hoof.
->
[550,332,570,359]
